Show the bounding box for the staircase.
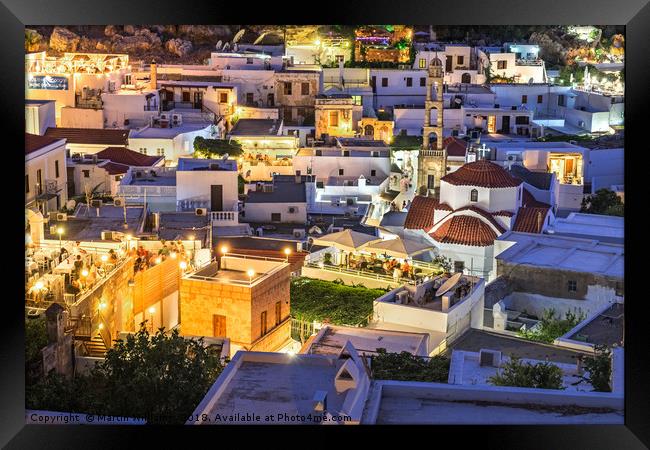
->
[85,333,108,358]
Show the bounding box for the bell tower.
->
[418,56,447,197]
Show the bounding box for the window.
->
[82,170,90,178]
[316,181,324,188]
[342,150,350,157]
[521,95,528,104]
[271,213,281,222]
[371,169,376,176]
[336,55,344,63]
[182,91,190,102]
[537,95,543,104]
[219,93,228,103]
[260,311,268,336]
[515,116,530,125]
[454,261,465,273]
[457,55,464,65]
[419,58,426,69]
[246,93,254,105]
[157,148,165,156]
[55,160,60,178]
[246,57,253,64]
[371,151,379,157]
[567,280,577,292]
[124,74,132,85]
[295,170,301,177]
[615,281,624,296]
[352,95,362,106]
[381,77,388,87]
[301,82,310,95]
[315,149,322,156]
[427,174,435,190]
[470,189,478,202]
[346,198,354,206]
[338,169,344,176]
[497,60,507,70]
[284,82,292,95]
[406,77,412,87]
[558,95,566,107]
[25,174,29,194]
[36,169,42,194]
[275,302,281,325]
[329,110,339,127]
[420,77,426,87]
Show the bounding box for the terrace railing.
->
[303,262,427,286]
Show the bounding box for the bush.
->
[193,136,243,158]
[574,345,612,392]
[518,308,584,344]
[371,349,450,382]
[489,356,564,390]
[581,188,624,217]
[290,277,385,325]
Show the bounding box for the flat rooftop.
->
[306,325,428,356]
[177,157,237,171]
[185,255,288,286]
[129,123,210,139]
[568,303,624,347]
[158,212,210,241]
[449,329,590,364]
[296,147,390,157]
[496,231,624,278]
[200,355,348,423]
[46,205,144,241]
[229,119,281,136]
[336,138,388,148]
[549,212,624,243]
[189,263,262,284]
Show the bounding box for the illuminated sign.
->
[28,75,68,90]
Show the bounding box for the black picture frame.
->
[3,0,648,447]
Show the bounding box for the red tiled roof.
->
[513,206,550,234]
[436,202,454,211]
[443,136,468,157]
[45,127,129,146]
[404,196,438,230]
[522,188,551,208]
[100,161,130,175]
[441,160,522,188]
[96,147,163,167]
[452,205,506,233]
[25,133,63,155]
[430,215,498,247]
[492,210,515,217]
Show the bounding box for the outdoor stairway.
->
[86,333,107,358]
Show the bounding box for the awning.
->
[311,229,381,253]
[361,236,433,259]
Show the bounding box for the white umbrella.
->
[362,236,432,259]
[311,229,381,253]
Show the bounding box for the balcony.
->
[421,150,445,157]
[210,210,238,226]
[515,58,544,66]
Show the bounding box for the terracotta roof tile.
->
[96,147,163,167]
[452,205,506,233]
[430,215,498,247]
[443,136,468,157]
[492,210,515,217]
[25,133,63,155]
[441,160,522,188]
[99,161,130,175]
[45,127,129,146]
[404,196,438,230]
[436,202,454,211]
[512,207,550,234]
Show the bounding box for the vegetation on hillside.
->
[370,349,450,382]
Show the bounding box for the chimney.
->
[441,294,451,312]
[150,60,157,90]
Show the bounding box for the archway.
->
[426,132,439,150]
[461,72,471,84]
[364,124,374,136]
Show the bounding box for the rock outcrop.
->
[49,27,80,52]
[25,29,44,52]
[165,38,193,57]
[178,25,232,44]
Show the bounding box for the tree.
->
[83,182,104,217]
[489,356,564,390]
[518,308,585,343]
[581,188,624,216]
[370,349,450,382]
[26,325,225,424]
[193,136,243,158]
[573,345,612,392]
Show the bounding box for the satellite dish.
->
[454,98,462,104]
[435,272,463,297]
[215,40,223,50]
[222,42,230,52]
[233,43,238,52]
[66,199,76,210]
[232,29,246,43]
[221,153,229,161]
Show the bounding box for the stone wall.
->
[250,265,291,343]
[496,260,622,300]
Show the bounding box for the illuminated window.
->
[329,110,339,127]
[301,82,310,95]
[419,58,426,69]
[497,60,507,70]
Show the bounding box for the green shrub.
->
[193,136,243,158]
[519,308,584,343]
[371,349,450,382]
[574,345,612,392]
[489,356,564,390]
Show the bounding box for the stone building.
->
[314,94,363,142]
[274,69,320,126]
[178,254,292,356]
[418,57,446,196]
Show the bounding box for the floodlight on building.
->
[247,269,255,283]
[34,281,44,291]
[148,306,155,314]
[98,323,104,330]
[315,38,321,46]
[221,246,229,255]
[99,302,107,310]
[56,227,64,236]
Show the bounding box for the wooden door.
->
[210,185,223,211]
[275,301,281,325]
[213,314,226,337]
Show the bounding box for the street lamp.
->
[189,234,196,264]
[284,247,291,262]
[179,261,187,271]
[247,269,255,284]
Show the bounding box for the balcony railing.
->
[421,150,445,157]
[210,211,238,226]
[515,59,544,66]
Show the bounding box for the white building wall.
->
[25,102,56,135]
[243,202,307,224]
[292,155,391,181]
[25,142,68,213]
[60,107,105,129]
[439,181,519,213]
[176,170,239,210]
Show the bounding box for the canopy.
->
[311,229,381,253]
[362,236,432,259]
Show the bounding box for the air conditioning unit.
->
[101,231,114,241]
[160,113,169,121]
[479,349,502,367]
[195,208,207,216]
[172,114,182,125]
[395,291,409,304]
[288,206,297,214]
[91,200,103,208]
[506,154,516,161]
[56,212,67,221]
[114,197,125,207]
[293,229,306,238]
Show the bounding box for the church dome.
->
[441,160,522,189]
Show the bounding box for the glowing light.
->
[34,281,44,291]
[101,255,108,262]
[221,246,229,254]
[125,234,132,240]
[179,261,188,270]
[315,38,321,46]
[284,248,291,256]
[318,261,325,268]
[56,227,64,235]
[247,269,255,281]
[170,252,177,259]
[81,269,89,277]
[99,302,106,310]
[155,257,162,265]
[98,323,104,330]
[148,306,155,314]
